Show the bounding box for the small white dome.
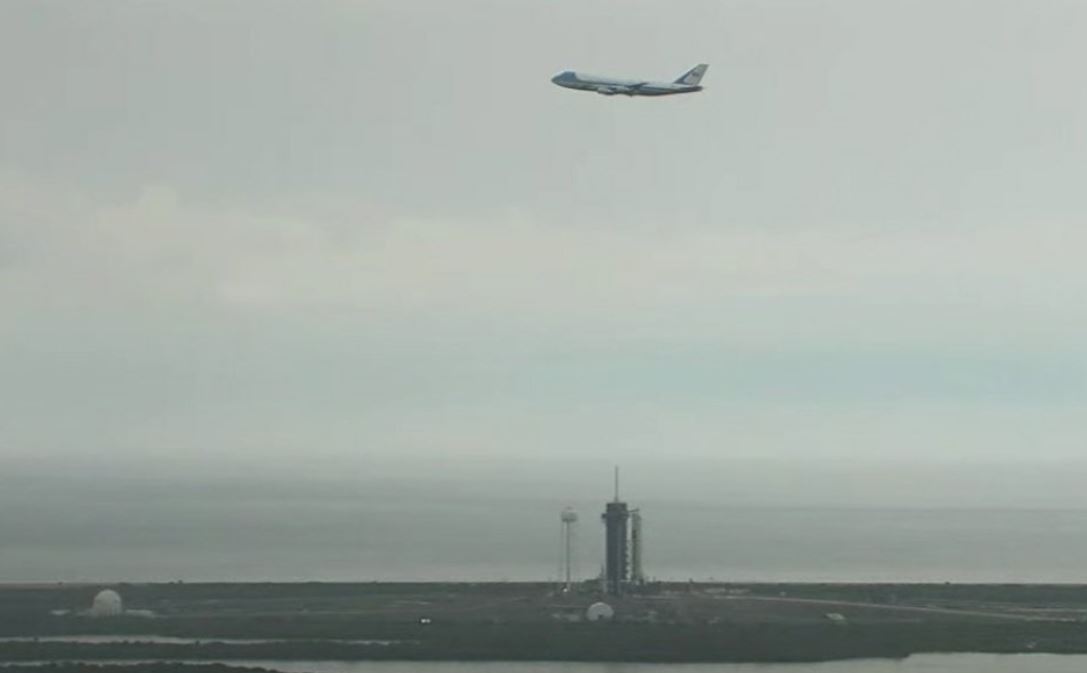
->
[586,601,614,622]
[90,590,123,617]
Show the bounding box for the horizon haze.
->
[3,0,1087,581]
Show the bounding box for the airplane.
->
[551,63,708,97]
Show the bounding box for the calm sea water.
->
[213,655,1087,673]
[5,476,1087,583]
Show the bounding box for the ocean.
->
[3,473,1087,583]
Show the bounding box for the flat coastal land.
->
[6,582,1087,663]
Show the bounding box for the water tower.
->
[560,507,578,590]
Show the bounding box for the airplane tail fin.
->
[674,63,709,86]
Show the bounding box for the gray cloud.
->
[3,0,1087,506]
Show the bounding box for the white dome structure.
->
[585,601,614,622]
[89,589,123,617]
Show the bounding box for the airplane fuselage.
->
[551,67,706,97]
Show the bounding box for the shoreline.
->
[4,582,1087,664]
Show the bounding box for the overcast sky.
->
[3,0,1087,507]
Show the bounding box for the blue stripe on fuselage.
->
[551,71,700,96]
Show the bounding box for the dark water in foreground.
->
[204,656,1087,672]
[7,659,1087,673]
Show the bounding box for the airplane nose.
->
[551,74,562,84]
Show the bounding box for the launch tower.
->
[602,467,631,595]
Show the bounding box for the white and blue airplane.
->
[551,63,708,97]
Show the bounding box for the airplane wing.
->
[598,82,647,96]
